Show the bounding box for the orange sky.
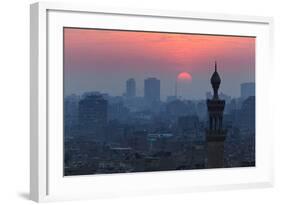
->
[64,28,255,99]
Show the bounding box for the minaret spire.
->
[215,61,217,72]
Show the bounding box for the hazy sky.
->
[64,28,255,100]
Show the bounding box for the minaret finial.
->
[215,61,217,72]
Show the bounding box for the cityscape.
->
[64,69,255,175]
[63,28,255,176]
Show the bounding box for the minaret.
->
[206,62,227,168]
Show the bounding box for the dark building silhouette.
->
[240,82,255,99]
[166,100,189,118]
[108,102,130,122]
[78,94,108,139]
[191,141,206,169]
[144,77,160,103]
[126,78,136,98]
[196,100,207,120]
[206,62,227,168]
[64,94,79,135]
[239,96,255,132]
[166,95,177,103]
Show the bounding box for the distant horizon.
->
[64,80,255,101]
[64,28,255,99]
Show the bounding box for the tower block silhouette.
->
[206,62,227,168]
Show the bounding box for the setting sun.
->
[177,72,192,81]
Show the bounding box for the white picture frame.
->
[30,2,274,202]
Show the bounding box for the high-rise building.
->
[78,94,107,139]
[239,96,255,132]
[206,62,227,168]
[144,77,160,103]
[240,82,255,99]
[126,78,136,98]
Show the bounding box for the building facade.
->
[78,94,108,139]
[144,77,160,103]
[126,78,136,98]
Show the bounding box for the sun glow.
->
[177,72,192,81]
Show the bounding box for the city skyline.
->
[64,65,255,175]
[64,77,255,102]
[64,28,255,99]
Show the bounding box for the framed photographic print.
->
[30,2,274,202]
